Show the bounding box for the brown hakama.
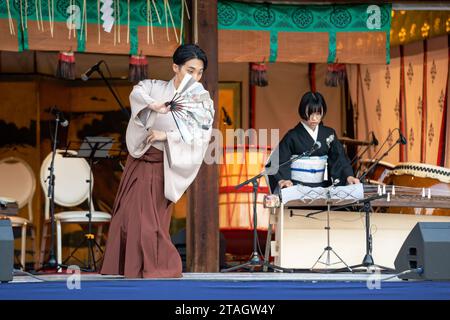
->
[100,147,182,278]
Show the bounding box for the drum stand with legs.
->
[311,185,352,272]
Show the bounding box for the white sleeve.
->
[129,79,157,128]
[162,98,215,203]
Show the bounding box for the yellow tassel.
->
[6,0,15,35]
[152,0,161,24]
[165,0,179,43]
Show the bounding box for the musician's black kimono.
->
[267,122,354,192]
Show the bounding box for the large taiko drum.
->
[219,145,272,231]
[383,162,450,216]
[359,159,395,185]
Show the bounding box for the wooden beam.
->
[186,0,219,273]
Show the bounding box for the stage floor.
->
[9,271,402,283]
[2,271,450,300]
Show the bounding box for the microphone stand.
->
[304,193,394,272]
[221,143,320,273]
[354,131,395,178]
[358,138,404,183]
[352,144,372,178]
[38,113,69,272]
[88,62,130,120]
[310,179,352,272]
[351,131,379,168]
[351,140,373,167]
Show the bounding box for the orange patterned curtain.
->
[348,35,449,167]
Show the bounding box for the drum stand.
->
[311,183,352,272]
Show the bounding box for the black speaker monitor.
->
[0,219,14,283]
[394,222,450,280]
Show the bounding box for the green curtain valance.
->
[218,1,392,63]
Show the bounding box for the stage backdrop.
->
[347,35,449,167]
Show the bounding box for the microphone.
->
[81,60,104,81]
[399,132,407,145]
[326,134,335,148]
[371,132,379,146]
[312,141,321,152]
[47,106,69,127]
[392,128,407,145]
[301,141,321,158]
[221,107,233,126]
[359,128,406,181]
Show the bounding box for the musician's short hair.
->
[298,91,327,121]
[173,44,208,70]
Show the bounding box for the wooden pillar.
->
[186,0,219,272]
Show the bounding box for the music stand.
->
[62,136,116,272]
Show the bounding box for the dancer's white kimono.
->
[126,76,214,203]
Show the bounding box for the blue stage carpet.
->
[1,280,450,300]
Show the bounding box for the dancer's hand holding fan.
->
[165,74,214,144]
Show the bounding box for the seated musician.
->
[267,91,360,192]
